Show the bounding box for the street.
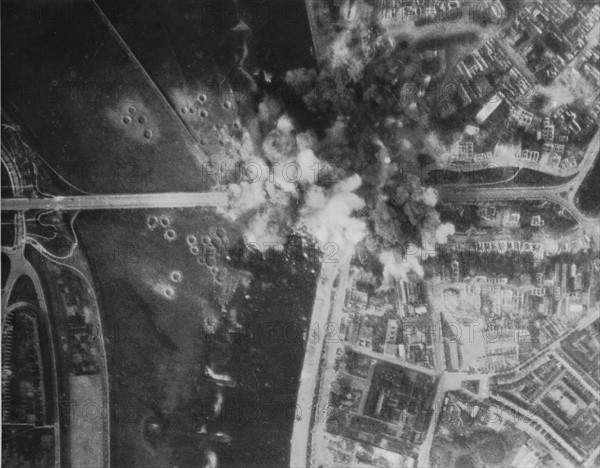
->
[436,129,600,248]
[289,253,350,468]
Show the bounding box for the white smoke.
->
[422,187,439,207]
[221,105,367,252]
[222,96,451,267]
[224,176,268,220]
[296,149,320,184]
[276,114,294,133]
[298,175,367,247]
[423,130,461,164]
[243,208,287,249]
[435,222,455,244]
[378,250,424,289]
[258,96,282,123]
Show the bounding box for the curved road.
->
[2,248,62,466]
[437,130,600,245]
[439,185,600,245]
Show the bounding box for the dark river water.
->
[576,150,600,217]
[3,0,318,464]
[75,209,319,467]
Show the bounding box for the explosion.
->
[219,19,455,275]
[379,249,424,288]
[219,113,367,252]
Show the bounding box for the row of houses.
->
[446,239,544,255]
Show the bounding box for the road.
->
[437,129,600,244]
[1,192,229,211]
[2,251,64,466]
[423,151,582,179]
[439,127,599,198]
[289,255,349,468]
[303,0,324,68]
[3,147,113,467]
[439,186,599,249]
[310,252,354,468]
[552,349,599,395]
[492,394,584,465]
[3,227,112,468]
[291,250,448,468]
[416,370,491,468]
[346,344,439,377]
[417,308,600,467]
[417,364,582,468]
[585,444,600,468]
[416,372,446,468]
[495,310,599,381]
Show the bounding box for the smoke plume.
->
[378,250,424,290]
[221,111,367,252]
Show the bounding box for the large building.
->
[476,92,505,124]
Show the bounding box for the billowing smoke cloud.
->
[327,28,368,82]
[221,111,366,252]
[220,91,453,283]
[378,250,424,290]
[224,175,268,220]
[243,208,287,249]
[435,222,455,244]
[422,187,439,207]
[423,130,462,164]
[392,174,454,251]
[298,175,367,247]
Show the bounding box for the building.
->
[542,117,555,141]
[348,271,371,306]
[519,149,540,163]
[487,1,506,23]
[385,319,399,345]
[465,124,479,135]
[502,211,521,228]
[512,105,535,127]
[340,0,359,21]
[451,259,460,283]
[444,340,461,371]
[479,205,496,220]
[485,329,520,371]
[358,326,374,350]
[458,142,474,162]
[474,151,493,163]
[366,292,396,316]
[349,288,368,306]
[536,272,544,287]
[476,92,504,124]
[510,443,541,468]
[548,153,562,167]
[574,273,582,291]
[396,279,409,305]
[531,215,545,226]
[384,343,399,356]
[542,142,565,155]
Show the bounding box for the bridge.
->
[1,192,229,211]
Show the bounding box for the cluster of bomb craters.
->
[146,214,231,286]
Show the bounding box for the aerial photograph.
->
[1,0,599,467]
